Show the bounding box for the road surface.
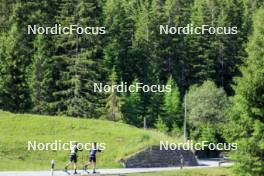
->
[0,160,233,176]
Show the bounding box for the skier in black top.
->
[64,141,82,174]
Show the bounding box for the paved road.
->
[0,160,233,176]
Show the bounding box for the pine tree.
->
[131,1,161,126]
[103,0,134,83]
[155,116,169,134]
[146,80,164,127]
[52,0,103,118]
[0,0,14,32]
[157,0,192,91]
[242,0,264,38]
[27,0,59,114]
[0,1,46,112]
[122,78,143,127]
[132,0,155,83]
[104,69,123,121]
[188,0,221,85]
[162,76,182,129]
[0,24,31,112]
[188,0,247,95]
[226,8,264,175]
[30,35,55,114]
[214,0,245,95]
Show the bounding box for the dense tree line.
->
[0,1,264,175]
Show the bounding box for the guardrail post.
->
[51,160,55,176]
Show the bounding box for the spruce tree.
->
[104,69,123,121]
[157,0,192,91]
[132,0,155,83]
[0,0,14,32]
[52,0,103,118]
[131,1,161,126]
[214,0,245,95]
[122,78,143,127]
[188,0,221,85]
[242,0,264,38]
[162,76,182,129]
[226,8,264,175]
[0,1,45,112]
[146,80,164,127]
[30,35,55,114]
[27,0,59,114]
[0,24,31,112]
[103,0,134,82]
[155,116,169,134]
[188,0,247,95]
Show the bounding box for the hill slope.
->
[0,111,172,171]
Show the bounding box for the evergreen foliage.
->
[52,0,103,118]
[155,116,169,134]
[122,78,143,127]
[104,68,123,121]
[30,35,55,114]
[226,8,264,175]
[0,1,263,174]
[162,76,182,129]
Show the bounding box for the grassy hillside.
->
[0,111,174,171]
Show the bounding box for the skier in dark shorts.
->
[64,141,82,174]
[84,142,101,173]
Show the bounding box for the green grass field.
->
[0,110,174,171]
[125,167,233,176]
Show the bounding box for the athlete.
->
[83,142,101,174]
[64,141,82,174]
